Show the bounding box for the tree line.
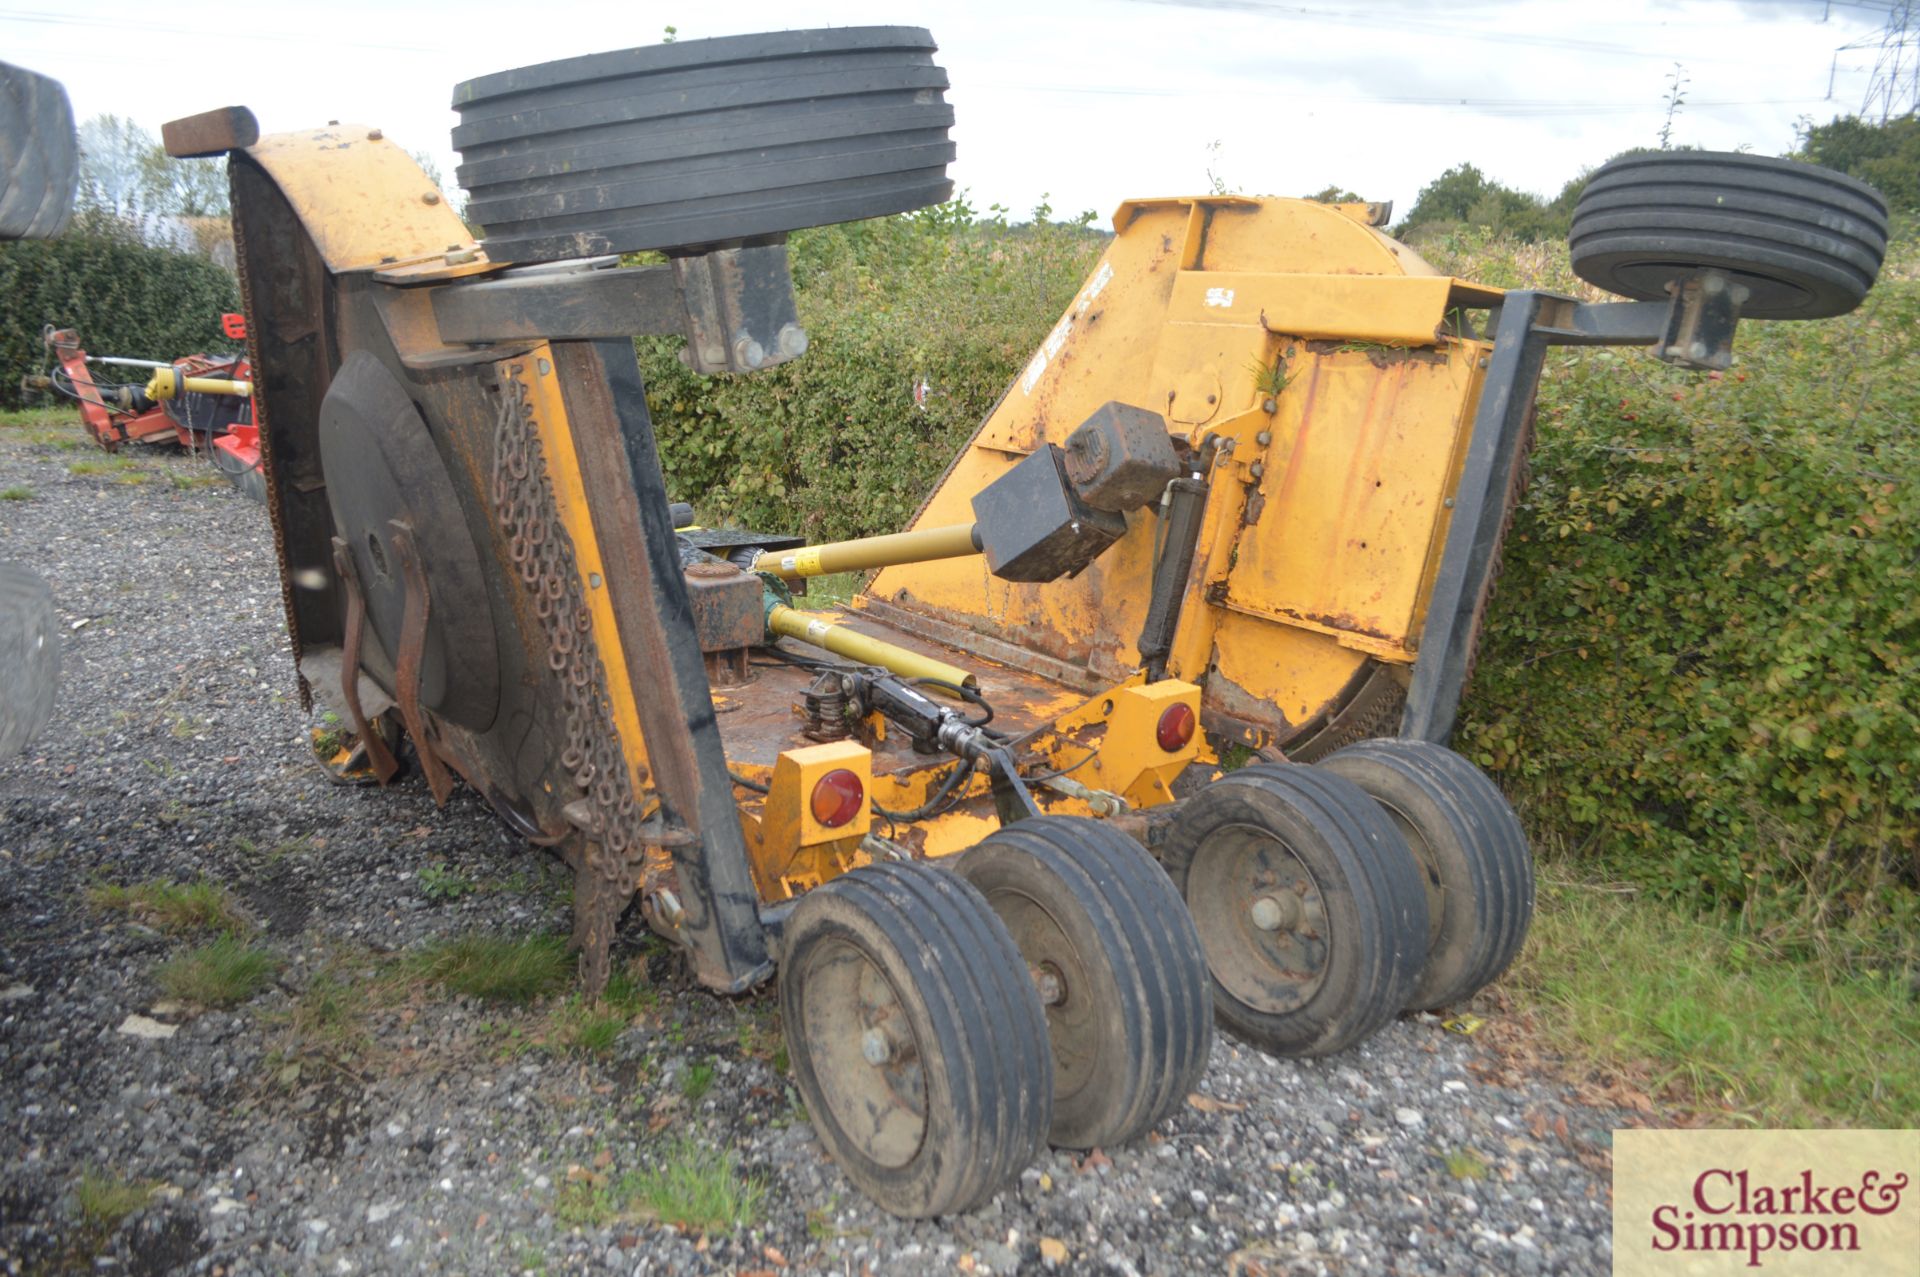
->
[1389,114,1919,244]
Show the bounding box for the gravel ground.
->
[0,424,1620,1276]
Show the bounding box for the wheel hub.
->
[796,938,928,1170]
[1186,822,1331,1013]
[1031,963,1067,1007]
[1250,893,1300,932]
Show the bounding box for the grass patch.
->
[417,861,476,902]
[156,935,277,1008]
[1443,1147,1489,1181]
[0,485,31,501]
[67,456,143,477]
[549,996,629,1057]
[75,1166,156,1229]
[549,1143,764,1235]
[680,1058,716,1102]
[0,406,74,430]
[264,964,378,1087]
[405,933,572,1004]
[603,957,657,1016]
[733,1005,787,1073]
[87,877,250,935]
[166,470,227,491]
[290,972,370,1049]
[1509,880,1920,1128]
[554,1175,617,1228]
[628,1140,764,1234]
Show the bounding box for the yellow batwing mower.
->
[162,25,1886,1217]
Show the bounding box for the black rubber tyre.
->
[0,61,78,241]
[954,816,1212,1150]
[780,861,1052,1217]
[1569,150,1887,320]
[1319,740,1534,1011]
[452,28,954,261]
[1160,765,1427,1057]
[0,562,60,758]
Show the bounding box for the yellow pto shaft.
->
[766,604,977,688]
[145,367,253,401]
[752,523,980,578]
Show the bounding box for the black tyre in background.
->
[1570,150,1887,320]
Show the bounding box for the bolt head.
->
[1250,895,1289,932]
[861,1028,891,1066]
[1255,431,1273,446]
[777,323,810,358]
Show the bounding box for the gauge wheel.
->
[452,27,954,261]
[1319,739,1533,1010]
[0,562,60,757]
[955,816,1212,1150]
[780,860,1052,1217]
[1569,150,1887,320]
[1160,764,1427,1057]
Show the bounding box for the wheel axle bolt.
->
[1250,894,1293,932]
[861,1028,891,1066]
[1033,968,1065,1007]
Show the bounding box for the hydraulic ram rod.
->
[766,604,977,689]
[752,523,980,578]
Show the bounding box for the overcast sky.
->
[2,0,1893,221]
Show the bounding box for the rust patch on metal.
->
[1292,610,1396,643]
[1302,340,1448,368]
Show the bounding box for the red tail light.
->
[810,769,865,828]
[1156,702,1197,752]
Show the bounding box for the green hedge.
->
[0,212,241,410]
[641,202,1106,541]
[1452,243,1919,933]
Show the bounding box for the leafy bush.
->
[0,209,240,410]
[1444,232,1919,949]
[640,199,1106,541]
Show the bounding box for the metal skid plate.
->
[317,352,501,732]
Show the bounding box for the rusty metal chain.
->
[490,369,641,893]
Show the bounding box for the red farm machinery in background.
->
[23,314,265,500]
